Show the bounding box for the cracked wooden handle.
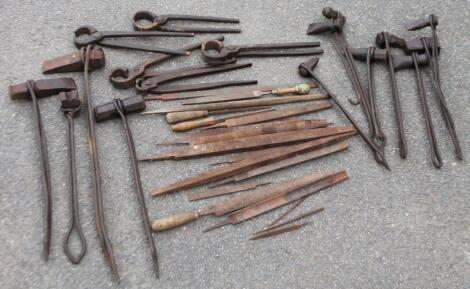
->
[151,211,199,232]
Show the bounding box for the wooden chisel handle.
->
[272,83,312,95]
[171,117,217,132]
[166,110,208,124]
[151,211,199,232]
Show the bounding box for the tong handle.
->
[239,41,321,51]
[166,14,240,23]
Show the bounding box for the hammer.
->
[9,77,77,261]
[94,95,160,276]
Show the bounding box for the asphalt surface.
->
[0,1,469,288]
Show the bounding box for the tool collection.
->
[7,6,461,281]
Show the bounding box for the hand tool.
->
[256,207,324,235]
[406,15,462,160]
[73,25,193,56]
[142,94,329,114]
[133,10,241,33]
[260,197,308,231]
[188,181,270,201]
[169,108,274,132]
[143,126,354,160]
[44,46,119,277]
[94,95,159,276]
[218,140,349,185]
[42,47,105,74]
[191,102,331,129]
[109,36,223,89]
[306,8,389,168]
[165,106,271,124]
[135,62,253,93]
[152,171,337,232]
[181,83,315,104]
[9,77,77,261]
[58,90,87,264]
[376,33,442,168]
[148,80,259,95]
[161,119,330,144]
[298,57,390,170]
[80,46,119,278]
[149,133,352,196]
[250,222,312,240]
[201,39,323,65]
[203,170,347,232]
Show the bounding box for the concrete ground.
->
[0,1,469,288]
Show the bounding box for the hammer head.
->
[405,15,438,31]
[298,57,319,77]
[42,47,105,74]
[94,95,146,122]
[9,78,77,100]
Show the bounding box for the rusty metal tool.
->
[143,126,353,160]
[135,62,253,93]
[9,78,77,261]
[298,57,390,170]
[201,39,323,65]
[203,170,347,232]
[148,80,259,95]
[58,90,87,264]
[162,119,330,144]
[94,95,159,276]
[181,83,315,105]
[219,140,349,185]
[377,33,441,168]
[406,15,462,160]
[133,10,240,33]
[165,106,272,124]
[258,207,324,234]
[169,108,274,132]
[73,25,193,56]
[188,181,270,201]
[142,94,330,114]
[42,47,105,74]
[260,197,308,230]
[151,171,337,232]
[149,134,352,196]
[250,222,312,240]
[109,36,223,89]
[147,84,275,101]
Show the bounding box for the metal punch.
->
[200,39,323,65]
[133,10,241,33]
[58,90,87,264]
[135,61,254,94]
[94,96,159,277]
[109,36,224,89]
[377,33,441,168]
[406,15,462,160]
[73,25,194,56]
[9,78,77,261]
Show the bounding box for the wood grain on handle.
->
[166,110,208,124]
[171,117,217,132]
[151,211,199,232]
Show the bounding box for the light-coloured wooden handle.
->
[171,117,217,132]
[272,83,312,95]
[166,110,208,124]
[151,211,199,232]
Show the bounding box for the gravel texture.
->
[0,1,469,288]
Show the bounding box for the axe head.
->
[42,48,105,74]
[9,78,77,100]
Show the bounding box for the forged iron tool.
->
[201,39,323,65]
[133,10,241,33]
[94,95,159,276]
[58,90,87,264]
[376,33,442,168]
[148,134,353,197]
[152,171,338,232]
[73,25,193,56]
[135,61,253,93]
[188,181,270,201]
[164,106,271,124]
[203,171,346,232]
[250,222,312,240]
[406,15,462,160]
[181,83,314,105]
[257,207,324,235]
[298,57,389,169]
[42,46,119,278]
[109,36,224,89]
[9,77,77,261]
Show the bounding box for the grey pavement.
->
[0,1,469,288]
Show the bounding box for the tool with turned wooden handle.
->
[165,106,271,124]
